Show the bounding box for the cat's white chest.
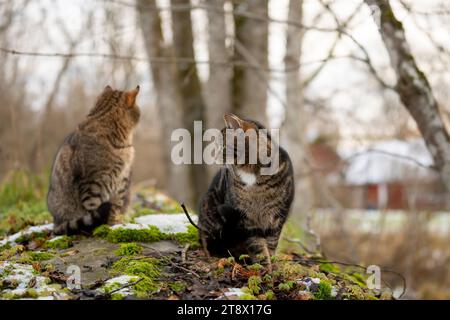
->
[236,169,257,187]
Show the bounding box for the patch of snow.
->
[47,235,64,242]
[133,214,198,234]
[0,223,54,246]
[99,275,140,297]
[222,288,246,298]
[0,262,69,300]
[110,223,148,231]
[331,287,338,298]
[311,278,321,284]
[297,277,321,292]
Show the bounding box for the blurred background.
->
[0,0,449,299]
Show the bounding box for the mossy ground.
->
[0,172,389,300]
[93,224,200,249]
[1,233,391,300]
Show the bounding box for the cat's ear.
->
[223,113,257,131]
[103,85,113,93]
[223,113,243,129]
[125,85,140,107]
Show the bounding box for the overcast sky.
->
[5,0,450,145]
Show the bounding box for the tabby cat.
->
[198,113,294,269]
[47,85,140,235]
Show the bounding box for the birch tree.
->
[366,0,450,190]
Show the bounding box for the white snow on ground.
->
[131,213,198,234]
[0,262,69,300]
[0,223,54,246]
[110,223,148,231]
[222,288,246,298]
[47,235,64,243]
[98,275,140,297]
[342,139,436,185]
[297,277,321,291]
[0,214,197,247]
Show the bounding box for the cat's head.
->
[88,85,141,128]
[221,113,275,173]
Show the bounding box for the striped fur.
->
[47,85,140,235]
[198,115,294,268]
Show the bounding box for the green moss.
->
[270,255,280,263]
[172,225,200,249]
[262,274,272,283]
[239,254,250,263]
[111,257,163,298]
[247,276,262,295]
[114,243,143,256]
[278,261,309,278]
[278,283,291,292]
[265,290,275,300]
[169,281,186,293]
[313,281,334,300]
[1,288,39,299]
[94,223,200,249]
[93,225,111,238]
[94,225,167,243]
[341,272,367,288]
[227,257,235,265]
[247,263,264,272]
[44,236,72,250]
[278,280,296,293]
[319,262,340,274]
[240,293,258,300]
[0,170,51,237]
[349,272,367,287]
[111,293,126,300]
[20,251,54,263]
[0,245,25,261]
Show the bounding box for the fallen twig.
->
[181,244,190,264]
[180,203,203,231]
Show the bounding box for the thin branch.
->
[0,47,309,74]
[302,1,365,87]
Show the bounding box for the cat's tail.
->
[53,202,112,235]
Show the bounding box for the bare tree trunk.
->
[282,0,316,251]
[232,0,268,125]
[204,0,232,178]
[366,0,450,190]
[137,0,195,205]
[206,0,232,131]
[170,0,208,202]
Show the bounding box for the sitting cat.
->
[47,85,140,235]
[198,113,294,270]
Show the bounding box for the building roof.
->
[341,139,438,185]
